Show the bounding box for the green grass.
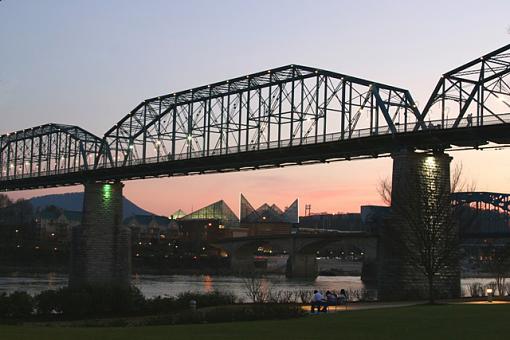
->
[1,304,509,340]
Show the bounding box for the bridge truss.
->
[422,44,510,134]
[1,45,510,191]
[98,65,422,168]
[452,192,510,236]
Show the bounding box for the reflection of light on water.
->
[203,275,213,293]
[1,273,508,299]
[47,272,56,289]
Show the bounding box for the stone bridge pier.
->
[378,150,460,300]
[69,181,131,289]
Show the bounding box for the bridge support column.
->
[69,181,131,289]
[286,254,318,279]
[378,150,460,300]
[230,254,255,274]
[361,260,378,284]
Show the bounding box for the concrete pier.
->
[285,254,318,278]
[378,150,460,300]
[69,181,131,288]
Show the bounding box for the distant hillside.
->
[28,192,154,218]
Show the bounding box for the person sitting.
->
[311,290,327,313]
[338,289,348,308]
[326,290,337,306]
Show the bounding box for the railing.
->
[2,113,509,182]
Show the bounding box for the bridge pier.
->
[69,181,131,289]
[230,254,255,274]
[285,254,318,279]
[378,150,460,300]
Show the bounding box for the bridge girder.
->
[421,44,510,132]
[0,124,104,181]
[98,65,423,169]
[2,46,510,191]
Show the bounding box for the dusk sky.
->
[1,0,510,217]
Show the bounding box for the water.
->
[0,273,368,299]
[0,273,503,299]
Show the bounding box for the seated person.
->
[326,290,338,306]
[311,290,327,313]
[338,289,348,305]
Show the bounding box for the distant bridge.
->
[212,232,377,279]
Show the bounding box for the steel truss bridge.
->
[1,44,510,191]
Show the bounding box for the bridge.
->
[1,44,509,300]
[213,192,510,281]
[212,232,377,280]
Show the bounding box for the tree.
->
[379,160,473,303]
[485,242,510,296]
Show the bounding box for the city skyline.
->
[2,0,510,216]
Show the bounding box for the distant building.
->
[39,209,82,240]
[240,194,297,236]
[240,194,298,224]
[170,209,187,220]
[298,212,362,231]
[179,200,244,252]
[124,215,179,242]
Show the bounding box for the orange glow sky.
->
[2,1,510,216]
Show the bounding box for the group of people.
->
[310,289,347,313]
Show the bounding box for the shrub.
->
[175,291,237,309]
[1,291,34,318]
[55,285,146,317]
[468,282,483,297]
[297,290,313,304]
[144,296,177,314]
[35,290,61,316]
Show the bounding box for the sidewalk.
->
[303,300,424,313]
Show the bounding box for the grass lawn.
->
[0,304,508,340]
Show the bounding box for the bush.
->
[35,290,60,316]
[1,287,240,320]
[56,285,146,317]
[468,282,483,297]
[144,296,177,314]
[0,291,34,318]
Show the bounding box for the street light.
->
[486,288,493,302]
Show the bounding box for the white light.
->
[187,135,193,141]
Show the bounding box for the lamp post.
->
[486,288,493,303]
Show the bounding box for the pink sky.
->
[7,147,510,217]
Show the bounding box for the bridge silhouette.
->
[1,44,509,191]
[1,44,509,300]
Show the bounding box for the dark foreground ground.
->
[0,303,508,340]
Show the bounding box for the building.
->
[124,214,180,243]
[240,194,297,236]
[39,209,82,240]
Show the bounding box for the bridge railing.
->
[2,113,509,182]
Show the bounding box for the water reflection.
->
[0,273,505,300]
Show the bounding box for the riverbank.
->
[0,303,508,340]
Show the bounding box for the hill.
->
[28,192,154,218]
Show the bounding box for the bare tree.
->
[485,242,510,296]
[380,160,474,303]
[378,163,476,206]
[241,274,267,303]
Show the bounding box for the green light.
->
[102,184,112,200]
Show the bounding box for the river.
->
[0,273,502,300]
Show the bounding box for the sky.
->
[1,0,510,216]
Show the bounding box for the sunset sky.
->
[1,0,510,216]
